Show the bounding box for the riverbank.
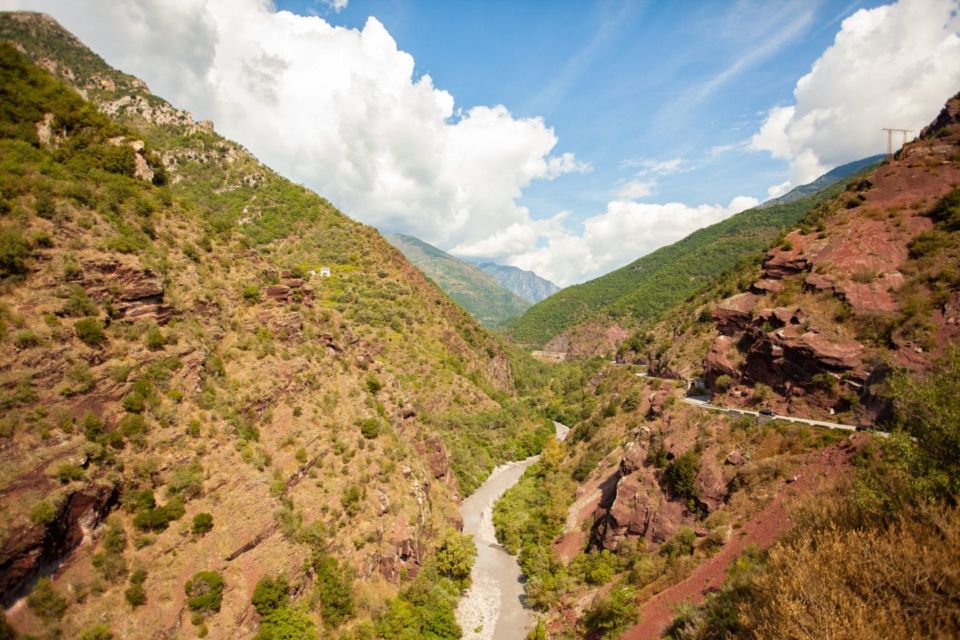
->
[456,422,568,640]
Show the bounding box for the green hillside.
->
[507,173,875,347]
[385,233,530,328]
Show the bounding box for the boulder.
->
[712,293,758,335]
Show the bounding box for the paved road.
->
[681,396,888,436]
[455,422,569,640]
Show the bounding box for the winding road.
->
[455,422,569,640]
[680,396,888,436]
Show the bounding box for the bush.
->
[434,530,476,591]
[124,582,146,607]
[57,463,85,483]
[29,500,57,525]
[252,575,289,616]
[192,512,214,536]
[74,317,105,346]
[359,418,380,440]
[312,552,353,627]
[714,374,733,392]
[582,586,638,638]
[78,624,113,640]
[184,571,225,614]
[365,375,382,394]
[167,460,204,499]
[0,225,30,278]
[145,325,165,350]
[133,497,185,532]
[255,607,318,640]
[664,451,701,511]
[27,577,67,620]
[63,286,97,317]
[242,284,261,302]
[13,329,39,348]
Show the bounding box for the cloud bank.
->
[752,0,960,188]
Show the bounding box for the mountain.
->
[476,262,560,303]
[0,14,552,639]
[494,92,960,638]
[384,233,530,328]
[507,157,883,351]
[759,153,887,208]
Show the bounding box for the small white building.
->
[319,267,331,277]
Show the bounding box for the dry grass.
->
[739,506,960,639]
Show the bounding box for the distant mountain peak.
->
[475,262,560,304]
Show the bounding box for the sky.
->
[2,0,959,285]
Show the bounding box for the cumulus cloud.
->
[455,196,759,286]
[752,0,960,188]
[2,0,587,250]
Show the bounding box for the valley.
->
[0,7,959,640]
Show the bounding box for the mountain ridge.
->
[384,232,531,328]
[475,262,560,304]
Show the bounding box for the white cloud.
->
[752,0,960,188]
[616,180,656,200]
[766,180,792,199]
[455,196,759,286]
[2,0,587,250]
[319,0,347,12]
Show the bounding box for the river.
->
[455,422,569,640]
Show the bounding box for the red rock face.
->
[81,259,174,324]
[590,437,726,551]
[0,483,119,606]
[702,94,960,418]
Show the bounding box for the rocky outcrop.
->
[81,259,175,324]
[590,438,724,551]
[0,482,119,606]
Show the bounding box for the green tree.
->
[27,577,67,621]
[434,530,476,591]
[184,571,225,614]
[252,575,289,616]
[312,553,353,627]
[255,608,317,640]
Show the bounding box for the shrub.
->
[74,317,105,346]
[312,552,353,627]
[359,418,380,440]
[255,607,318,640]
[30,500,57,525]
[192,512,214,536]
[13,329,39,348]
[63,286,98,317]
[0,225,30,278]
[27,577,67,620]
[434,530,476,591]
[365,375,382,394]
[133,497,185,532]
[145,325,165,350]
[664,451,701,511]
[124,582,146,607]
[121,390,146,413]
[242,284,261,302]
[582,586,638,638]
[184,571,225,614]
[252,575,289,616]
[81,411,104,441]
[78,624,113,640]
[908,229,951,258]
[119,413,148,445]
[57,463,85,483]
[167,460,204,499]
[714,374,733,392]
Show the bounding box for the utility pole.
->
[882,128,912,158]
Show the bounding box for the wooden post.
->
[882,128,912,158]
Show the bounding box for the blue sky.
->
[9,0,958,284]
[278,0,885,229]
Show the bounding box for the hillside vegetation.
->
[385,233,531,328]
[0,14,552,639]
[507,170,876,349]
